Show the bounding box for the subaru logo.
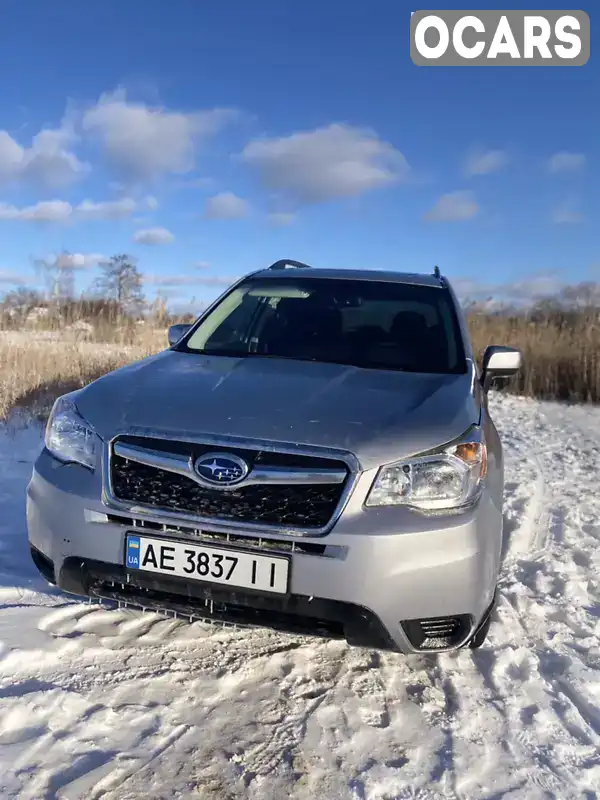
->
[194,452,249,488]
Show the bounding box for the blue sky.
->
[0,0,597,310]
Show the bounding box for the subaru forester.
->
[27,260,522,654]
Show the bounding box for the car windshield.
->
[181,276,467,374]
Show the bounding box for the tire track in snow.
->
[82,723,191,800]
[480,395,600,798]
[500,423,554,566]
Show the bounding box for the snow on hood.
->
[75,350,479,470]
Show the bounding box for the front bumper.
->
[27,448,503,655]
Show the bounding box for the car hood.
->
[76,350,480,471]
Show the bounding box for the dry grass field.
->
[469,307,600,403]
[0,302,598,421]
[0,327,164,420]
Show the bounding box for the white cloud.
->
[145,195,159,210]
[508,275,564,298]
[144,272,235,287]
[552,198,584,224]
[0,122,88,188]
[453,272,565,304]
[0,200,73,222]
[77,197,137,220]
[547,152,586,174]
[21,125,88,187]
[82,88,238,182]
[177,176,215,190]
[193,261,210,269]
[144,273,195,287]
[553,209,584,225]
[0,197,139,223]
[465,149,508,176]
[38,252,106,271]
[58,252,106,270]
[0,132,23,181]
[204,192,250,219]
[425,191,479,222]
[0,269,28,285]
[268,212,296,226]
[451,278,486,298]
[194,275,238,287]
[133,227,175,246]
[240,123,409,204]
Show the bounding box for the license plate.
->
[125,534,290,594]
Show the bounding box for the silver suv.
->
[27,260,522,654]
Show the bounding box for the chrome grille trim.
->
[113,441,348,490]
[102,429,360,538]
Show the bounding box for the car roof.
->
[248,266,445,288]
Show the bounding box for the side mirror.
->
[168,323,192,346]
[481,345,522,392]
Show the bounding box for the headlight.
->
[45,395,97,470]
[366,427,487,513]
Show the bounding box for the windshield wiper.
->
[189,349,346,364]
[188,348,264,358]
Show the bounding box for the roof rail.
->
[268,259,313,270]
[432,265,449,287]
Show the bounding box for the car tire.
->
[468,592,497,649]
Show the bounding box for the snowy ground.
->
[1,393,600,799]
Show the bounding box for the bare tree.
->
[94,254,145,316]
[33,250,79,300]
[559,281,600,310]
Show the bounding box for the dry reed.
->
[0,301,598,421]
[0,328,164,420]
[468,308,600,404]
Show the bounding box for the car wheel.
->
[468,592,497,649]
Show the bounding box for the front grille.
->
[109,436,350,531]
